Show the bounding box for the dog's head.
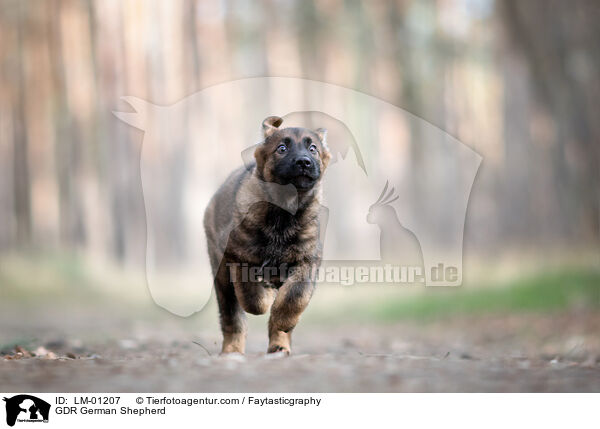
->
[254,116,331,192]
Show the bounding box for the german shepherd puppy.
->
[204,116,331,355]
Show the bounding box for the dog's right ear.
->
[262,116,283,139]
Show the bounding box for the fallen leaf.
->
[15,346,32,358]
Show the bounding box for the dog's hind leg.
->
[214,263,247,354]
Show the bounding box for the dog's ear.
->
[315,128,328,146]
[315,128,330,152]
[315,128,331,169]
[262,116,283,138]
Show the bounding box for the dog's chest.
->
[246,206,305,263]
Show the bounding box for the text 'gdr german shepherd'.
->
[204,116,331,355]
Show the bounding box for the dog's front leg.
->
[267,265,315,354]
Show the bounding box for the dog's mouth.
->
[291,174,318,191]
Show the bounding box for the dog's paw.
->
[267,344,291,355]
[219,352,246,362]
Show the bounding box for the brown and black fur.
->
[204,116,331,355]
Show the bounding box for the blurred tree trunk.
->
[501,0,600,244]
[12,2,32,246]
[47,0,87,248]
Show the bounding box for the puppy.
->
[204,116,330,354]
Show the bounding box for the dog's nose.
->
[295,156,312,168]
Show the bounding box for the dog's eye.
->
[309,144,318,154]
[276,144,287,154]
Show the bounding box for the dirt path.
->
[1,310,599,392]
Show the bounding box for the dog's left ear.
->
[262,116,283,138]
[315,128,329,150]
[315,128,331,168]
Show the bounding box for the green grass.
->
[303,267,600,324]
[0,337,39,354]
[1,253,599,324]
[352,268,600,322]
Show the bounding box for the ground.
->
[1,308,598,392]
[1,262,598,392]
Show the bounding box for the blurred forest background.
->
[1,1,599,393]
[0,0,598,308]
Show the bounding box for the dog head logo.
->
[3,395,50,426]
[114,77,482,317]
